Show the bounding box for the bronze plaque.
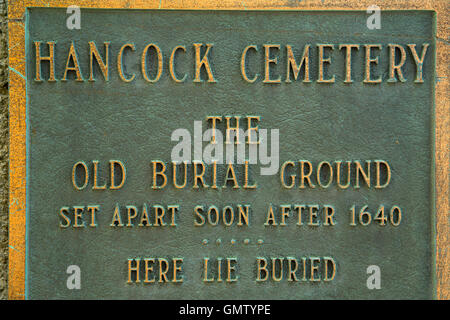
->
[8,2,449,300]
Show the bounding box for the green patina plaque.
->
[25,8,435,299]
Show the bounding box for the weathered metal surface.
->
[7,1,449,300]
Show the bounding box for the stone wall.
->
[0,0,8,300]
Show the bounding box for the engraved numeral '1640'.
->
[349,205,402,226]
